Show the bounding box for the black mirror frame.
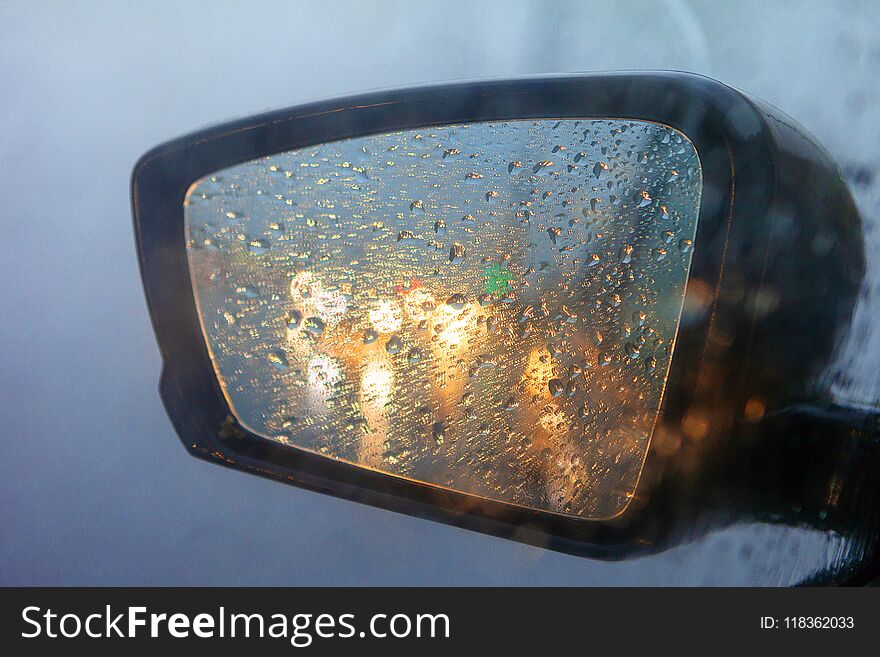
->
[132,72,865,560]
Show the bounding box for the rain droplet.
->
[303,317,326,335]
[434,219,447,235]
[267,351,289,371]
[286,310,303,330]
[363,328,378,344]
[559,306,578,324]
[410,200,425,215]
[593,162,609,178]
[449,242,466,264]
[385,335,403,354]
[619,244,633,263]
[445,293,467,311]
[548,378,565,397]
[247,238,270,255]
[625,342,641,359]
[679,238,693,253]
[518,306,535,323]
[237,285,259,299]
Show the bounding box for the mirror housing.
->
[132,72,873,562]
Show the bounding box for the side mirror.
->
[132,72,878,562]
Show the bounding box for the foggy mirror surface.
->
[185,119,702,519]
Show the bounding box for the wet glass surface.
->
[186,119,702,519]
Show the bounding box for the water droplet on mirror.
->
[267,351,289,371]
[434,219,447,235]
[303,317,326,336]
[247,238,270,255]
[593,162,609,178]
[385,335,403,354]
[445,293,467,311]
[508,161,522,173]
[286,310,303,330]
[449,242,466,264]
[679,238,693,253]
[397,230,419,243]
[236,285,259,299]
[363,328,378,344]
[410,200,425,215]
[625,342,640,359]
[548,378,565,397]
[619,244,633,263]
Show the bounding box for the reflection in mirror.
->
[184,119,702,519]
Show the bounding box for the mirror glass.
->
[184,119,702,519]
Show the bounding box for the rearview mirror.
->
[132,73,874,559]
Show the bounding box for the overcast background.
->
[2,0,879,585]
